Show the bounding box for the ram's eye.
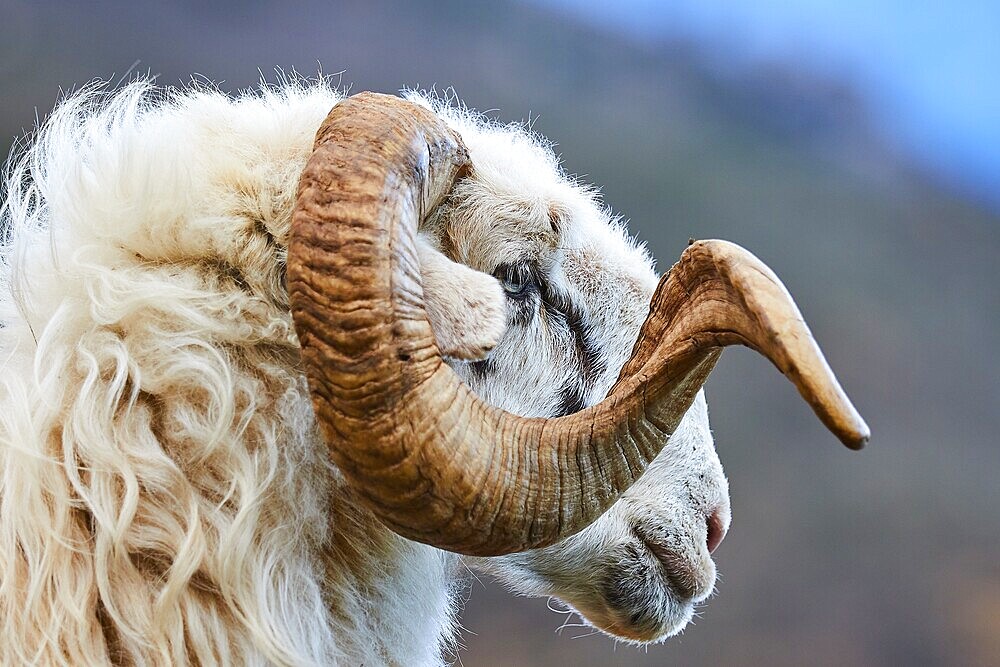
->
[494,263,537,299]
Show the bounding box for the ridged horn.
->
[288,92,869,556]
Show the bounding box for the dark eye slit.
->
[493,262,541,300]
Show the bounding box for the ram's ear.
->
[416,236,507,361]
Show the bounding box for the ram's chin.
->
[561,592,695,644]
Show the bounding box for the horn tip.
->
[838,419,870,450]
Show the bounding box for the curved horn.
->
[289,92,869,556]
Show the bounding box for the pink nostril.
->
[706,510,727,554]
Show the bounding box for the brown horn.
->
[288,92,869,556]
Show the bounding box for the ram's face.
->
[414,109,731,642]
[291,92,866,648]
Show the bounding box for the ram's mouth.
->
[635,531,715,603]
[531,526,716,644]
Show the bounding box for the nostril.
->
[706,510,727,554]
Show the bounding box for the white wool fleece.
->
[0,80,463,666]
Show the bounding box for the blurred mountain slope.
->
[1,1,997,665]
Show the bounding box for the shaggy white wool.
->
[0,80,462,666]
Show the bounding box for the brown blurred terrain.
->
[2,1,997,665]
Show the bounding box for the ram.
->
[0,80,867,665]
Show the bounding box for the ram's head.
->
[288,93,868,641]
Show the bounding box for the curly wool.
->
[0,80,460,666]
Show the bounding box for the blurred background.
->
[1,1,997,664]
